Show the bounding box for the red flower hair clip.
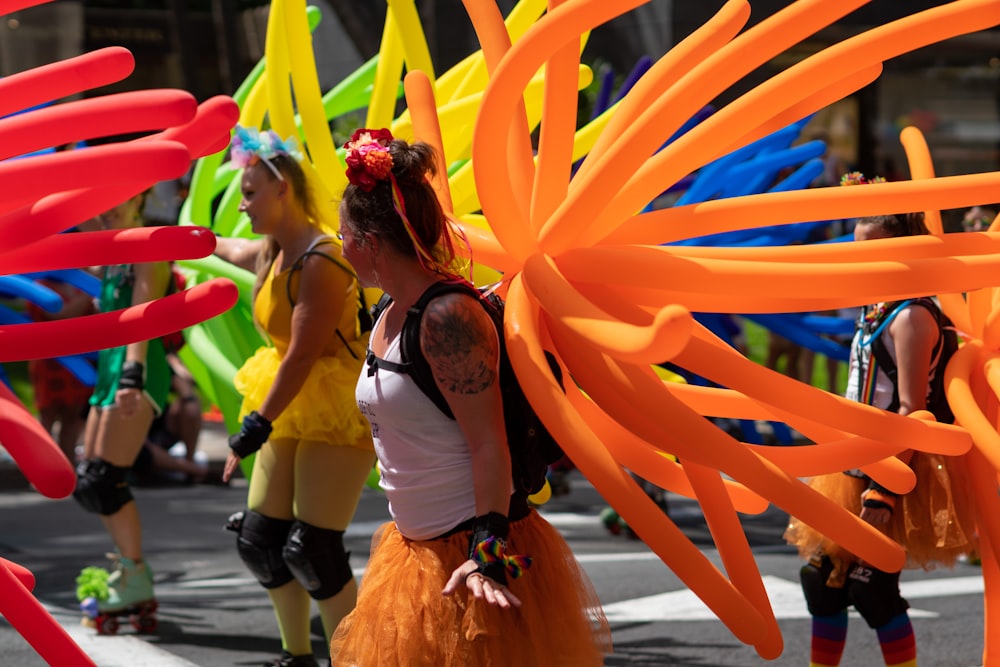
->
[345,128,394,192]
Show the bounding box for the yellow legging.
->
[248,437,375,656]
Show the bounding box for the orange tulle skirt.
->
[784,452,978,571]
[331,510,611,666]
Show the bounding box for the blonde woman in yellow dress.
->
[215,127,375,667]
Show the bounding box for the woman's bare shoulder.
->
[419,291,498,395]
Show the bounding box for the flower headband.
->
[839,171,886,186]
[230,125,303,181]
[345,128,394,192]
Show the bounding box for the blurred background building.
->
[1,0,997,183]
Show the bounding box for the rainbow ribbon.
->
[473,536,532,579]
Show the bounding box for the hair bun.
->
[390,140,436,183]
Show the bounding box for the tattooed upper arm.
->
[420,293,498,396]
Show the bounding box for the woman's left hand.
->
[114,387,143,418]
[442,559,522,609]
[222,451,242,483]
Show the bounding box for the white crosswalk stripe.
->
[601,574,984,623]
[46,605,201,667]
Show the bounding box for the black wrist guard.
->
[861,485,897,514]
[118,361,145,390]
[228,411,273,458]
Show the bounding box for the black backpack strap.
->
[868,333,900,413]
[370,292,392,324]
[402,280,487,419]
[364,349,410,375]
[285,239,363,360]
[364,293,409,376]
[364,280,487,417]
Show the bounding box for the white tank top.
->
[355,323,478,540]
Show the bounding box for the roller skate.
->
[600,483,669,540]
[600,508,647,540]
[600,506,626,536]
[76,554,158,635]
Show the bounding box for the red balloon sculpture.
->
[0,0,239,663]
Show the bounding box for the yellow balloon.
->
[264,0,296,137]
[283,0,343,197]
[387,0,435,82]
[527,479,552,505]
[367,12,406,129]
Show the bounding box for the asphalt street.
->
[0,465,989,667]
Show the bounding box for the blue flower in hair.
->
[230,125,303,180]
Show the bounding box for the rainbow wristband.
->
[472,536,532,581]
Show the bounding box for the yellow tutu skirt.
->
[784,452,978,570]
[331,510,611,667]
[234,343,371,449]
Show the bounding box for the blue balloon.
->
[743,313,852,361]
[0,275,62,312]
[800,314,856,336]
[55,355,97,386]
[676,120,812,207]
[719,141,826,199]
[24,269,101,297]
[769,158,825,194]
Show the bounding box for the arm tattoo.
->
[421,296,498,395]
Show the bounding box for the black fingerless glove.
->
[118,361,145,391]
[228,411,273,458]
[467,511,531,586]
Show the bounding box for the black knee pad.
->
[73,458,133,515]
[800,556,849,618]
[231,510,295,589]
[845,563,909,629]
[282,520,353,600]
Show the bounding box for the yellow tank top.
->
[253,240,358,357]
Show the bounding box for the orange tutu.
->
[331,510,611,666]
[784,452,978,570]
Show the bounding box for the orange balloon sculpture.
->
[395,0,1000,660]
